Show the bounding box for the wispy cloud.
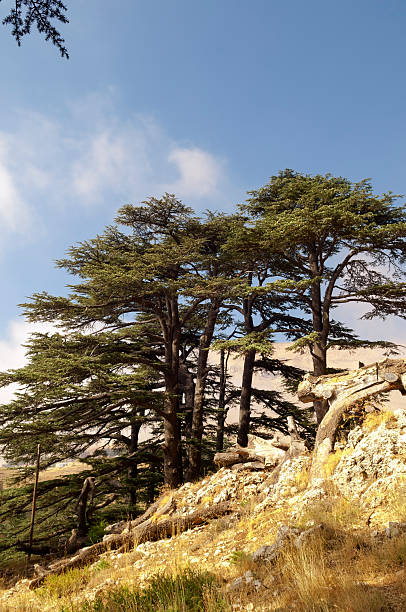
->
[0,93,229,239]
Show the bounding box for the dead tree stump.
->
[297,359,406,479]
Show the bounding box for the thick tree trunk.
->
[186,300,220,481]
[237,348,256,447]
[161,296,182,488]
[311,345,328,424]
[309,250,329,423]
[163,404,181,489]
[76,477,95,538]
[128,409,142,509]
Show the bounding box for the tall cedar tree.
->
[241,170,406,422]
[220,218,317,446]
[13,196,243,487]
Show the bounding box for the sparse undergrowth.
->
[4,441,406,612]
[69,568,229,612]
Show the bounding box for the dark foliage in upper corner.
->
[1,0,69,58]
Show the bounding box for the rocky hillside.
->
[2,405,406,611]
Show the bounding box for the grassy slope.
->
[3,459,406,611]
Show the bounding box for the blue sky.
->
[0,0,405,371]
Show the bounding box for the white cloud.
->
[0,98,229,234]
[71,123,155,204]
[0,137,30,233]
[164,147,224,199]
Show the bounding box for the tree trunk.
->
[162,362,182,488]
[237,348,256,447]
[309,250,329,423]
[163,405,181,489]
[186,300,220,481]
[180,362,195,478]
[128,410,142,510]
[161,295,182,488]
[311,345,328,424]
[216,349,228,452]
[76,477,95,538]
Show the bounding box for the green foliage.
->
[229,549,252,566]
[88,519,108,544]
[92,558,111,572]
[39,566,91,599]
[0,174,403,564]
[237,169,406,391]
[71,568,228,612]
[2,0,70,58]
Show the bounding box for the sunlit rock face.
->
[331,409,406,507]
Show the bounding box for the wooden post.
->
[28,444,41,561]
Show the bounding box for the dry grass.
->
[362,409,396,432]
[0,461,90,492]
[3,465,406,611]
[323,448,353,477]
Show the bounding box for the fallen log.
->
[214,451,255,467]
[215,434,288,468]
[104,492,172,536]
[29,501,233,588]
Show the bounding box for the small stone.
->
[385,522,401,538]
[228,576,244,591]
[252,544,278,563]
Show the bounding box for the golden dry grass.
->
[3,462,406,611]
[362,409,396,432]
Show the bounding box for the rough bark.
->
[237,348,256,447]
[308,250,329,423]
[297,359,406,479]
[214,451,259,467]
[128,410,143,509]
[215,426,305,469]
[163,408,181,488]
[159,293,183,488]
[76,476,95,538]
[29,501,233,588]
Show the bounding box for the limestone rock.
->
[228,570,262,592]
[332,410,406,505]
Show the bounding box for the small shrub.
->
[76,568,229,611]
[229,549,255,573]
[39,566,91,599]
[88,519,108,544]
[92,559,111,572]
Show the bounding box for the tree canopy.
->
[0,172,404,565]
[238,170,406,421]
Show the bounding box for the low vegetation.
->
[3,476,406,611]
